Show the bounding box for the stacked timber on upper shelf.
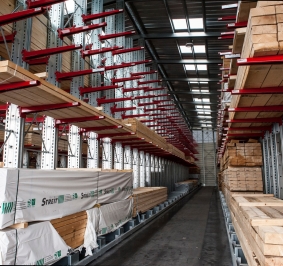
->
[230,194,283,265]
[221,141,263,170]
[132,187,167,216]
[230,4,283,125]
[174,179,199,192]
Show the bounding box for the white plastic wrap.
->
[0,169,133,229]
[0,221,69,265]
[83,198,133,255]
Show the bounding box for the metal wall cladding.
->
[193,130,217,186]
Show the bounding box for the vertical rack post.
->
[88,0,103,107]
[42,2,64,169]
[41,116,58,169]
[87,132,99,168]
[114,142,123,170]
[202,128,206,186]
[132,148,140,188]
[262,133,271,194]
[139,150,145,187]
[103,10,115,115]
[22,149,29,168]
[102,137,112,169]
[4,104,24,168]
[145,152,151,186]
[150,154,155,186]
[68,125,82,168]
[124,145,132,169]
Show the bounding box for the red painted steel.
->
[112,46,144,55]
[26,0,66,8]
[97,132,135,138]
[130,70,157,76]
[22,44,82,60]
[82,9,124,23]
[0,7,47,26]
[24,56,50,65]
[232,86,283,95]
[79,85,122,95]
[0,32,16,43]
[227,21,248,29]
[0,80,40,92]
[58,22,107,39]
[121,113,151,119]
[99,30,136,41]
[104,60,151,71]
[21,102,80,115]
[56,115,105,125]
[122,87,149,93]
[55,67,104,81]
[138,79,162,85]
[218,35,234,39]
[80,46,122,58]
[111,75,144,83]
[110,105,136,113]
[228,106,283,112]
[82,125,123,132]
[237,55,283,66]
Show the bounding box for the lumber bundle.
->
[230,4,283,125]
[189,167,200,174]
[221,142,262,170]
[175,179,199,192]
[222,166,263,192]
[230,194,283,265]
[51,211,87,249]
[132,187,167,216]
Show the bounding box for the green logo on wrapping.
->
[101,228,107,234]
[27,198,36,207]
[1,202,13,214]
[72,193,78,199]
[90,191,95,197]
[58,195,64,204]
[36,258,44,265]
[54,250,61,259]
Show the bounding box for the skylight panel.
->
[189,18,204,29]
[185,64,195,71]
[193,45,206,53]
[173,19,187,30]
[197,64,207,71]
[180,45,206,54]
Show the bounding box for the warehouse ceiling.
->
[102,0,236,130]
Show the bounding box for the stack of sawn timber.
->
[230,193,283,265]
[0,168,133,262]
[132,187,167,216]
[221,142,263,169]
[230,3,283,121]
[175,179,199,192]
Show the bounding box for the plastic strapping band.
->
[13,169,20,225]
[14,229,18,265]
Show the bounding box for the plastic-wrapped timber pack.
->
[0,168,133,229]
[0,221,69,265]
[83,198,133,256]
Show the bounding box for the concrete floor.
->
[90,187,232,266]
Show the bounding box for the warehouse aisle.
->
[90,187,231,266]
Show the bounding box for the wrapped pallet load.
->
[0,168,133,229]
[83,198,133,255]
[0,221,69,265]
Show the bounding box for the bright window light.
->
[202,98,210,102]
[180,46,192,53]
[173,19,187,30]
[180,45,206,54]
[196,105,203,109]
[193,89,209,93]
[193,98,210,102]
[203,106,210,109]
[198,115,212,118]
[193,45,206,53]
[185,64,195,71]
[189,18,204,29]
[64,0,75,14]
[200,82,208,84]
[189,82,198,84]
[197,64,207,71]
